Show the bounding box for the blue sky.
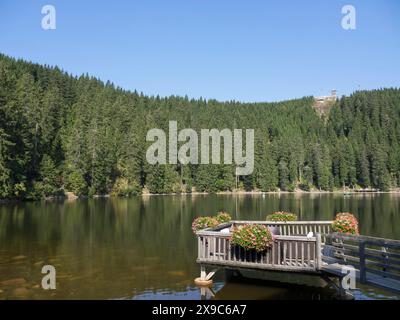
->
[0,0,399,102]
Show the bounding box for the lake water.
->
[0,194,399,300]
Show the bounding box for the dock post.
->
[338,275,355,300]
[316,233,322,270]
[359,241,366,284]
[322,275,354,300]
[200,286,216,300]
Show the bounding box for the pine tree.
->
[194,165,219,193]
[163,165,181,193]
[217,165,235,191]
[312,144,332,190]
[67,171,87,196]
[357,149,370,188]
[15,73,41,178]
[0,129,13,198]
[39,154,60,196]
[145,164,164,194]
[278,160,290,191]
[258,145,278,191]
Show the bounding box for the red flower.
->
[231,224,274,252]
[332,212,359,235]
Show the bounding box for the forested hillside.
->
[1,53,400,200]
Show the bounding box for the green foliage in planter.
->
[231,224,273,252]
[216,212,231,223]
[191,216,219,233]
[191,211,231,234]
[266,211,297,222]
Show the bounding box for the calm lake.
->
[0,194,399,300]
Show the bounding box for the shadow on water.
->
[212,277,337,300]
[0,194,399,299]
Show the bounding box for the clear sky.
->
[0,0,399,102]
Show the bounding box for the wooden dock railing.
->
[322,233,400,292]
[231,220,332,235]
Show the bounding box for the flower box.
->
[266,211,297,222]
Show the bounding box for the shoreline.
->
[2,189,400,204]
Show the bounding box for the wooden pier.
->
[195,220,400,298]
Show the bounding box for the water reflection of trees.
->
[0,194,399,298]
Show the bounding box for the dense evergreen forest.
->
[1,53,400,200]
